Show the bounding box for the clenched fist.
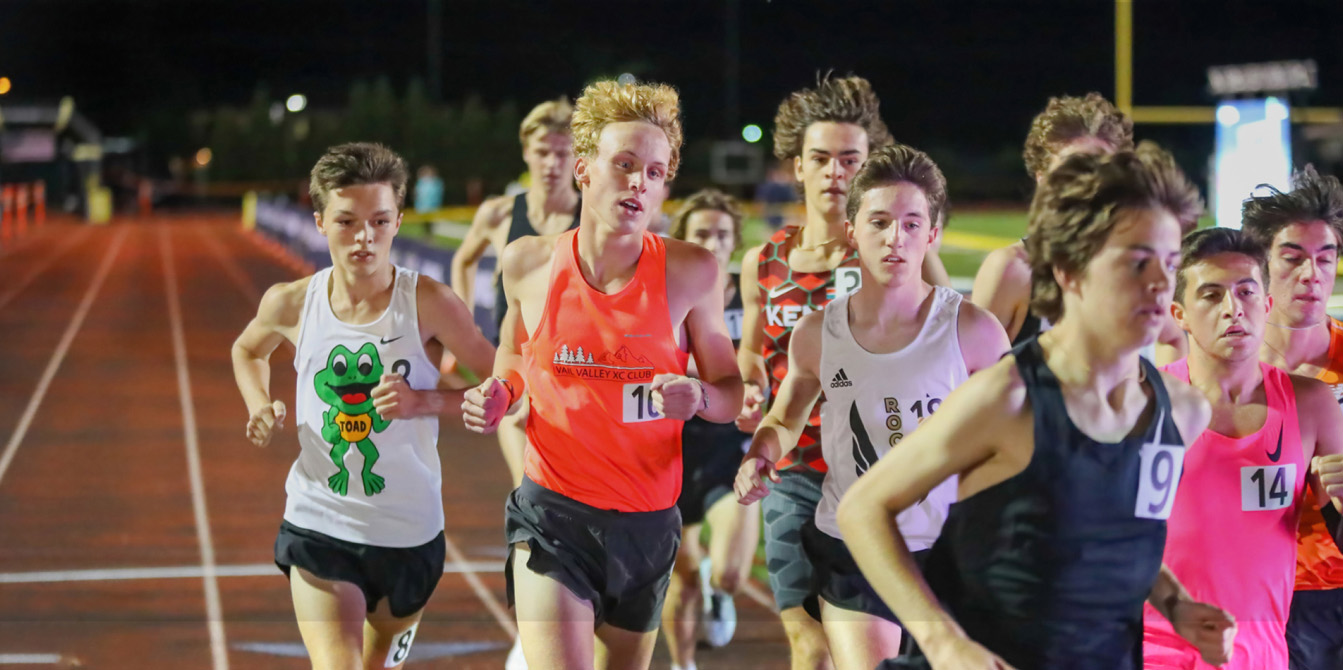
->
[246,400,287,448]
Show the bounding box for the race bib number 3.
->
[1241,464,1296,512]
[623,383,662,423]
[1135,443,1185,520]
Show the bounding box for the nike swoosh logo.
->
[379,336,404,345]
[1266,424,1283,463]
[767,285,793,299]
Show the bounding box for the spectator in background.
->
[414,166,444,213]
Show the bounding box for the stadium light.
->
[1216,104,1240,127]
[0,77,10,95]
[195,148,213,167]
[742,124,762,143]
[286,94,307,113]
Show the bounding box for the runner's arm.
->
[736,244,769,392]
[735,312,823,504]
[1298,377,1343,517]
[371,277,497,420]
[450,197,505,311]
[956,300,1011,374]
[1148,565,1236,665]
[971,244,1030,341]
[231,280,306,446]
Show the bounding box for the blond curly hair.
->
[1022,92,1134,179]
[572,80,683,178]
[519,97,574,145]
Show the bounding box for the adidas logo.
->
[830,369,853,389]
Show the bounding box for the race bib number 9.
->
[623,383,662,423]
[1135,442,1185,520]
[1241,464,1296,512]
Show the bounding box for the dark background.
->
[2,0,1339,201]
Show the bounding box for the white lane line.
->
[0,561,506,585]
[196,225,261,303]
[0,228,126,490]
[0,227,93,312]
[160,225,229,670]
[0,654,64,664]
[443,534,517,638]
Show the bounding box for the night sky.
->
[3,0,1341,173]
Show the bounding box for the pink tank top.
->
[1143,360,1306,669]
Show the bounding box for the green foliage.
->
[188,80,528,198]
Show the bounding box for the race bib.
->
[1135,442,1185,520]
[1241,464,1296,512]
[622,383,662,423]
[835,267,862,297]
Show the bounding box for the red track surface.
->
[0,216,788,669]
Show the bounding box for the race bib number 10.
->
[623,383,662,423]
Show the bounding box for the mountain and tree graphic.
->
[554,344,653,369]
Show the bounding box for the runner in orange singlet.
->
[462,80,742,670]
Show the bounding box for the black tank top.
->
[915,337,1186,670]
[494,192,580,334]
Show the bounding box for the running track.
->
[0,215,787,668]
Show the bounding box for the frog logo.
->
[314,343,391,496]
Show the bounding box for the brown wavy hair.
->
[309,142,408,213]
[845,143,947,226]
[1022,92,1134,179]
[572,79,683,178]
[1026,142,1202,322]
[670,188,744,249]
[772,73,892,162]
[1240,165,1343,250]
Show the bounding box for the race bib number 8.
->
[623,383,662,423]
[1241,464,1296,512]
[1135,443,1185,520]
[385,621,418,667]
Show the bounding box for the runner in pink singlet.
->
[1142,227,1343,669]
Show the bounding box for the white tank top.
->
[815,286,967,548]
[286,266,442,547]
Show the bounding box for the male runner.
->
[660,189,758,670]
[837,146,1234,669]
[1143,227,1343,669]
[736,144,1009,670]
[461,80,743,670]
[451,97,580,490]
[972,93,1162,344]
[232,142,496,668]
[737,73,893,670]
[1243,166,1343,669]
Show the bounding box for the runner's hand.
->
[736,381,766,433]
[1171,600,1236,666]
[1314,455,1343,498]
[734,454,779,504]
[924,636,1019,670]
[373,373,419,420]
[650,373,701,421]
[246,400,287,448]
[462,377,508,434]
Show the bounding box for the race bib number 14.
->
[1241,464,1296,512]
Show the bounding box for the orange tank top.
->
[521,230,690,512]
[1295,318,1343,590]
